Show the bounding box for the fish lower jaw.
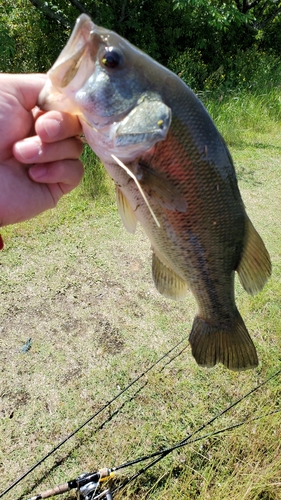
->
[82,122,158,165]
[87,140,148,165]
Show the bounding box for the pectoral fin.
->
[152,251,188,300]
[116,187,137,234]
[237,217,271,295]
[136,163,187,213]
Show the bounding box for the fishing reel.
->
[27,468,114,500]
[77,470,113,500]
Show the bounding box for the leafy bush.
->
[0,1,69,73]
[0,23,15,61]
[204,47,281,93]
[168,49,208,92]
[1,0,281,102]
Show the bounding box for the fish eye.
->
[101,47,122,69]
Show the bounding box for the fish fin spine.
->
[189,310,258,371]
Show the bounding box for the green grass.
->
[0,90,281,500]
[202,87,281,148]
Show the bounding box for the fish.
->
[39,14,271,371]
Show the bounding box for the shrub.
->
[204,47,281,94]
[168,49,208,92]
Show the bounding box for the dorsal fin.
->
[237,217,271,295]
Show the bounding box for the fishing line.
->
[2,347,280,499]
[23,406,281,500]
[0,334,190,498]
[111,154,161,228]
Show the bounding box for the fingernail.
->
[29,165,47,180]
[15,139,41,160]
[42,118,61,139]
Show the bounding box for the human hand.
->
[0,73,84,227]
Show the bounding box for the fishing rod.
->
[3,361,281,499]
[111,408,281,496]
[26,468,114,500]
[25,407,281,500]
[0,335,190,499]
[21,367,281,500]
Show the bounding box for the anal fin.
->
[152,251,188,300]
[189,310,258,371]
[116,186,137,234]
[237,217,271,295]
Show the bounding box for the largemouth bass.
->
[39,14,271,371]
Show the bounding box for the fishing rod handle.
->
[30,482,71,499]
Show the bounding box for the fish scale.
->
[39,14,271,371]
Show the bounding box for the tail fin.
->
[189,311,258,371]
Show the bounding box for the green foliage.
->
[259,10,281,55]
[0,23,15,60]
[168,49,208,92]
[204,88,281,149]
[173,0,253,31]
[204,47,281,93]
[1,0,281,100]
[0,1,70,73]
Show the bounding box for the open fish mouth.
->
[39,15,148,127]
[38,15,97,115]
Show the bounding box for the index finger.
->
[35,111,82,143]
